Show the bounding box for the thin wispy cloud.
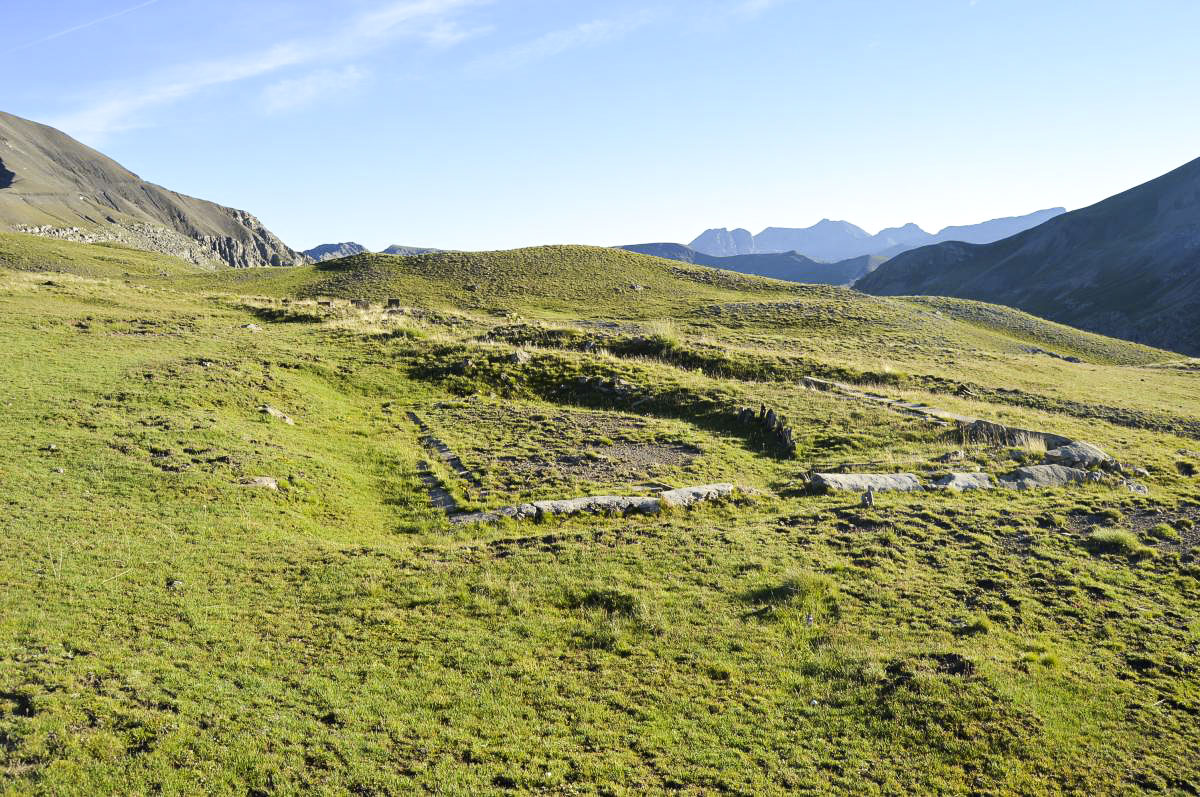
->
[731,0,790,17]
[5,0,161,56]
[467,9,660,74]
[52,0,488,141]
[263,66,369,113]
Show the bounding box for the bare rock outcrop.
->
[1044,441,1115,470]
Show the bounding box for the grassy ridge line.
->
[0,232,1175,368]
[901,296,1171,366]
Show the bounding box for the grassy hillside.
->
[0,231,204,278]
[159,245,813,319]
[294,247,807,316]
[2,238,1200,794]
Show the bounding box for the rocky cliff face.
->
[0,110,301,269]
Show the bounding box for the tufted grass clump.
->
[956,614,994,636]
[1084,528,1155,559]
[1148,523,1181,542]
[1039,512,1068,529]
[566,587,643,619]
[644,318,683,350]
[744,570,840,621]
[1021,640,1061,669]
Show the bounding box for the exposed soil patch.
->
[496,442,699,486]
[1067,505,1200,558]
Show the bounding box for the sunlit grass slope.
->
[1,237,1199,794]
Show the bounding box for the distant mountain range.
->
[618,243,881,285]
[380,245,444,256]
[303,242,368,262]
[857,156,1200,355]
[0,110,300,269]
[691,208,1066,262]
[301,243,445,261]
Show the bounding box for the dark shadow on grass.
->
[0,691,34,717]
[740,573,840,621]
[566,588,639,618]
[245,305,326,324]
[0,159,14,190]
[743,583,804,606]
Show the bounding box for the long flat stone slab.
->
[661,483,735,508]
[997,464,1102,490]
[811,473,923,493]
[451,484,738,525]
[933,472,995,491]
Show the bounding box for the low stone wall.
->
[451,484,738,525]
[736,405,797,457]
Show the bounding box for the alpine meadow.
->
[3,1,1200,794]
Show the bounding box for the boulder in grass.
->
[660,483,736,508]
[934,472,995,491]
[259,405,295,425]
[812,473,922,493]
[1044,441,1114,469]
[242,477,279,490]
[998,465,1101,490]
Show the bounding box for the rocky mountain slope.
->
[0,110,300,269]
[857,156,1200,355]
[691,208,1065,261]
[381,244,444,256]
[618,242,879,285]
[303,242,368,262]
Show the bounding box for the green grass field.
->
[1,232,1199,794]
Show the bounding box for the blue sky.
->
[4,0,1199,251]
